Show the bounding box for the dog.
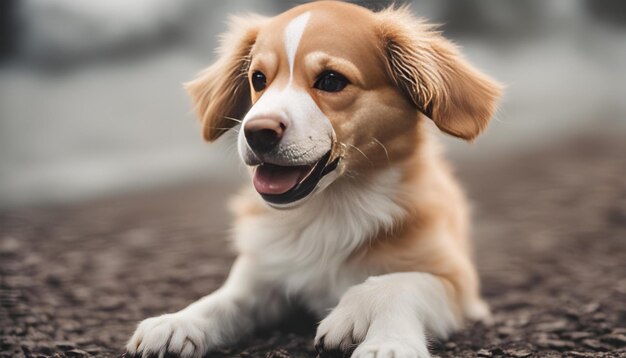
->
[126,1,501,357]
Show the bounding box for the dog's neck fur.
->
[232,163,408,313]
[234,165,408,263]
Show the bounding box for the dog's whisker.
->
[342,142,373,165]
[223,116,243,123]
[372,137,391,165]
[211,127,239,133]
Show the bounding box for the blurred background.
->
[2,2,626,357]
[1,0,625,209]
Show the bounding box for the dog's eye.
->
[251,71,266,92]
[314,71,348,92]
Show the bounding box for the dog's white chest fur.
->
[233,167,406,315]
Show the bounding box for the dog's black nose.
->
[244,117,285,153]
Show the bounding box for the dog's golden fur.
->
[185,14,267,141]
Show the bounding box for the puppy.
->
[126,1,501,357]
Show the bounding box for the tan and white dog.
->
[126,1,501,357]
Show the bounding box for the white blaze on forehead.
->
[284,11,311,83]
[238,10,337,203]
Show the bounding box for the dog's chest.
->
[236,201,374,314]
[284,254,368,316]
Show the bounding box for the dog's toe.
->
[315,308,365,357]
[125,313,212,358]
[315,335,353,358]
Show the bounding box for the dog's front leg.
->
[126,256,284,358]
[315,272,461,358]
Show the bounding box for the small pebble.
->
[535,320,570,333]
[66,349,90,357]
[568,331,594,341]
[265,349,291,358]
[54,341,75,350]
[536,338,576,351]
[582,339,612,351]
[600,333,626,347]
[505,348,533,358]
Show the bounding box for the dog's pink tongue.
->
[253,165,305,195]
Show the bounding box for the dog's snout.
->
[244,117,286,153]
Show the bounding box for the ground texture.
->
[1,131,625,358]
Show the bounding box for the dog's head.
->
[186,1,501,208]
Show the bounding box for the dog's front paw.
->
[314,278,434,358]
[125,313,213,358]
[314,302,368,356]
[351,340,430,358]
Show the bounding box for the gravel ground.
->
[1,131,625,358]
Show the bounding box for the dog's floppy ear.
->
[377,7,501,141]
[185,15,267,141]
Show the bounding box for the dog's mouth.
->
[252,151,339,205]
